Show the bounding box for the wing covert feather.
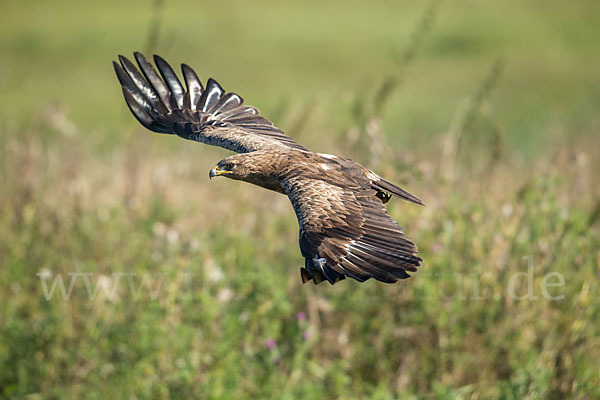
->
[282,176,422,284]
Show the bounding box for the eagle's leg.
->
[300,256,345,285]
[312,256,330,284]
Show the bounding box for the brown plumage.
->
[114,52,425,285]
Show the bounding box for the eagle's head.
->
[209,158,238,180]
[208,152,286,194]
[209,154,260,181]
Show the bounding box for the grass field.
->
[1,0,599,398]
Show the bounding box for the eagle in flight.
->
[114,52,424,285]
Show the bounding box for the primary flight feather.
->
[114,52,424,285]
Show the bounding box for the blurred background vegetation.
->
[1,0,599,398]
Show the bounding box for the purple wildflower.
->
[302,329,311,341]
[265,338,276,350]
[296,311,306,322]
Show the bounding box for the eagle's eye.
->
[224,162,235,170]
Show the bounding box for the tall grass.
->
[1,89,598,399]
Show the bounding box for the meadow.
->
[0,0,599,398]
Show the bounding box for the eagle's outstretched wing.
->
[282,174,422,285]
[113,52,308,153]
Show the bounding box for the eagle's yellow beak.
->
[209,165,232,179]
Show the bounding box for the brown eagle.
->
[114,52,424,285]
